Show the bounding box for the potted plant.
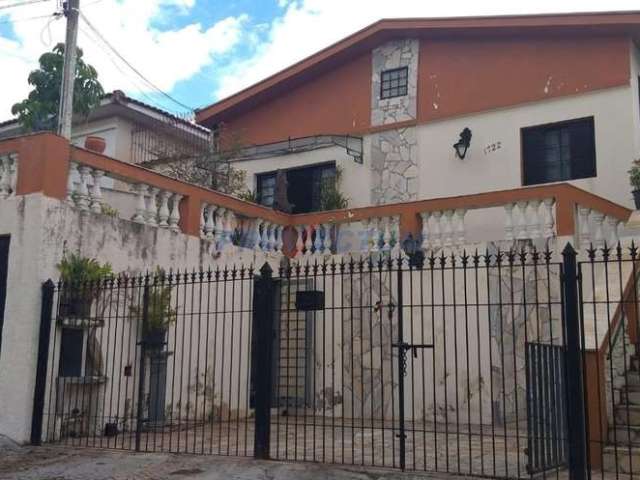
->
[57,253,112,318]
[630,159,640,209]
[130,270,177,350]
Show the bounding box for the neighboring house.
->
[196,11,640,212]
[0,90,211,166]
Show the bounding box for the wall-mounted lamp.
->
[453,128,472,159]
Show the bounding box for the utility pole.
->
[57,0,80,139]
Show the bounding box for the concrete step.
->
[623,374,640,389]
[603,445,640,473]
[610,424,640,446]
[623,387,640,405]
[615,405,640,425]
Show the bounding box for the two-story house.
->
[196,11,640,216]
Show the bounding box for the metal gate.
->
[32,268,257,456]
[251,248,577,478]
[31,245,598,479]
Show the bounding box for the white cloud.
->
[214,0,640,101]
[0,0,246,116]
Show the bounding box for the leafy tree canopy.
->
[11,43,104,131]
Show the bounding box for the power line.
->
[78,22,190,115]
[0,0,51,11]
[0,12,56,23]
[79,10,194,112]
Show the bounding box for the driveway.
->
[0,443,465,480]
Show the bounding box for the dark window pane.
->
[522,118,596,186]
[381,67,409,99]
[257,174,276,207]
[59,328,83,377]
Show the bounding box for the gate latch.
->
[392,342,434,377]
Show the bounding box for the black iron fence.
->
[33,267,256,456]
[30,243,640,479]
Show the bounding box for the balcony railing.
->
[0,133,632,258]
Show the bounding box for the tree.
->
[11,43,104,131]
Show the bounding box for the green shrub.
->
[57,253,112,285]
[630,159,640,190]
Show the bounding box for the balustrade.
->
[577,204,622,249]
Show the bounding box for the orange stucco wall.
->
[417,35,630,122]
[221,52,372,146]
[219,34,630,145]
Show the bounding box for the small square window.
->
[380,67,408,100]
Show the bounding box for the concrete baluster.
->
[606,216,621,246]
[323,224,332,255]
[592,211,605,248]
[420,212,431,251]
[431,211,443,248]
[168,194,182,232]
[132,184,147,223]
[370,218,380,252]
[295,225,304,258]
[275,225,284,254]
[224,211,235,248]
[528,200,541,239]
[66,162,79,205]
[542,198,555,239]
[89,169,104,213]
[504,203,515,241]
[578,206,592,249]
[76,165,91,211]
[267,222,277,252]
[314,224,323,255]
[391,215,401,256]
[158,190,170,228]
[304,225,313,256]
[253,219,263,251]
[516,201,528,240]
[157,191,171,227]
[442,210,454,247]
[214,207,226,248]
[146,187,159,226]
[454,209,466,247]
[205,204,216,240]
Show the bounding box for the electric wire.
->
[0,12,56,24]
[0,0,51,11]
[78,22,178,112]
[78,10,194,112]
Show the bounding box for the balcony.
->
[0,132,632,258]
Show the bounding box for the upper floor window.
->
[257,163,336,214]
[380,67,408,100]
[522,117,596,186]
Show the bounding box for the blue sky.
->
[1,0,639,118]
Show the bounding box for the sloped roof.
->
[0,90,210,136]
[195,10,640,126]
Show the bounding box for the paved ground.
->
[41,416,533,478]
[0,443,470,480]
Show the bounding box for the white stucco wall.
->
[0,193,271,444]
[414,86,637,208]
[71,118,124,161]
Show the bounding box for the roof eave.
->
[195,10,640,126]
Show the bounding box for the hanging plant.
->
[57,253,112,318]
